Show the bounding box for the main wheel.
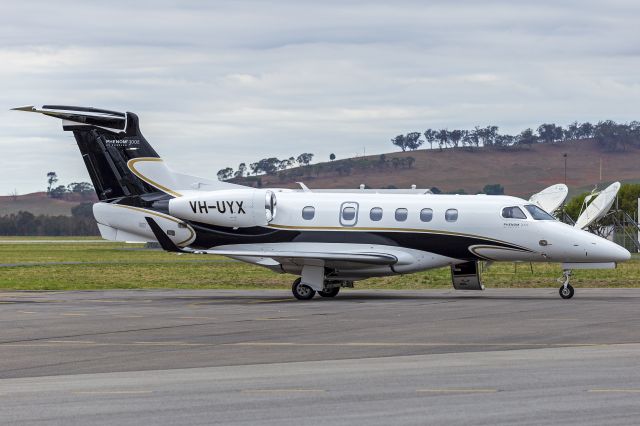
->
[559,284,574,299]
[292,278,315,300]
[318,287,340,298]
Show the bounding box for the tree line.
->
[46,172,95,200]
[217,153,316,181]
[391,120,640,152]
[0,203,99,236]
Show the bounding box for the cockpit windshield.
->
[524,204,555,220]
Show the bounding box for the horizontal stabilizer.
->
[12,105,127,132]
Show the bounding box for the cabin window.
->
[166,230,175,236]
[524,204,555,220]
[302,206,315,220]
[395,208,408,222]
[370,207,383,221]
[420,208,433,222]
[445,208,458,222]
[342,207,356,221]
[502,206,527,219]
[178,223,187,229]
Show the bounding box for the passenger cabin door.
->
[340,202,359,227]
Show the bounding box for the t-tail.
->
[13,105,243,201]
[13,105,169,200]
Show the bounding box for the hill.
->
[239,139,640,197]
[0,192,96,216]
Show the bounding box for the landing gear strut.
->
[291,277,350,300]
[558,269,574,299]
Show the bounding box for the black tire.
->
[318,287,340,298]
[292,278,315,300]
[559,284,574,299]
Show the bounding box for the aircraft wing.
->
[203,248,397,265]
[144,217,398,266]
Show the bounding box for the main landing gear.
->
[558,269,574,299]
[291,278,347,300]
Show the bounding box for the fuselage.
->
[159,190,631,278]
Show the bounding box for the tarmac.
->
[1,288,640,425]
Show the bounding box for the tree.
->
[71,202,94,219]
[577,122,594,139]
[235,163,247,178]
[482,183,504,195]
[436,129,449,150]
[537,123,561,144]
[404,132,423,151]
[217,167,234,181]
[448,130,465,149]
[296,153,314,166]
[49,185,68,199]
[329,153,336,161]
[424,129,437,150]
[46,172,58,195]
[517,128,537,148]
[391,134,407,151]
[564,121,579,140]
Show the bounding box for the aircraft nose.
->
[590,236,631,262]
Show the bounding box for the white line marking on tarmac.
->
[254,318,297,321]
[224,342,608,347]
[241,389,325,394]
[417,389,498,394]
[588,389,640,393]
[61,313,87,316]
[178,316,216,320]
[73,390,153,395]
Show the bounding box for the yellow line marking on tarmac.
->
[241,389,325,394]
[73,390,153,395]
[417,389,498,394]
[18,311,36,314]
[588,389,640,393]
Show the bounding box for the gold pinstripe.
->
[114,205,195,246]
[268,223,534,253]
[127,157,183,198]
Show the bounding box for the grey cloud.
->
[1,0,639,194]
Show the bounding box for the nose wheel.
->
[558,269,574,299]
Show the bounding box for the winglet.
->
[145,217,186,253]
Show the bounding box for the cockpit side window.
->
[502,206,527,219]
[524,204,555,220]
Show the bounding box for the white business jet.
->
[15,106,631,300]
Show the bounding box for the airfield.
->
[2,287,640,425]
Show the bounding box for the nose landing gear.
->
[558,269,574,299]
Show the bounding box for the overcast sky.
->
[1,0,639,194]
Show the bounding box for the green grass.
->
[0,239,638,291]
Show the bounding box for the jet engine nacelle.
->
[168,189,277,228]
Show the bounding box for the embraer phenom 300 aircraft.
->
[15,105,631,300]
